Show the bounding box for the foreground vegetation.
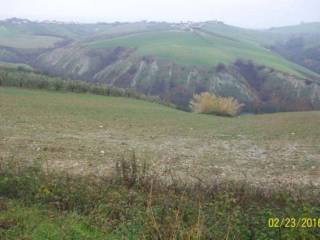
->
[0,67,244,117]
[1,87,320,238]
[1,158,320,239]
[0,67,173,107]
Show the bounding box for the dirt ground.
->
[1,87,320,188]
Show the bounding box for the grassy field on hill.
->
[201,22,283,46]
[88,30,318,78]
[1,87,320,239]
[0,26,62,49]
[1,20,320,80]
[1,87,320,185]
[202,22,320,47]
[0,61,33,70]
[268,22,320,36]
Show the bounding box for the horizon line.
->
[1,16,320,30]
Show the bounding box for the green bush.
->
[0,67,175,109]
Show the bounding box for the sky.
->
[0,0,319,29]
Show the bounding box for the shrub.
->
[51,79,64,91]
[0,67,176,110]
[216,63,227,72]
[190,92,243,117]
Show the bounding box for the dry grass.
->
[1,155,319,239]
[190,92,243,117]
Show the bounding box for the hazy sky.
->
[0,0,319,28]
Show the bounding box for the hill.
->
[1,86,320,186]
[1,19,320,112]
[267,23,320,75]
[87,30,315,77]
[0,19,64,49]
[1,86,320,239]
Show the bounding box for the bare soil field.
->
[1,87,320,187]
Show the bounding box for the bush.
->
[190,92,243,117]
[0,67,176,110]
[216,63,227,72]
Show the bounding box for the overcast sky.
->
[0,0,319,29]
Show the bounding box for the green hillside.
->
[265,22,320,74]
[199,22,320,74]
[0,19,319,78]
[202,21,320,46]
[200,22,279,45]
[0,25,62,49]
[0,19,172,40]
[268,22,320,35]
[1,19,320,112]
[89,30,319,78]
